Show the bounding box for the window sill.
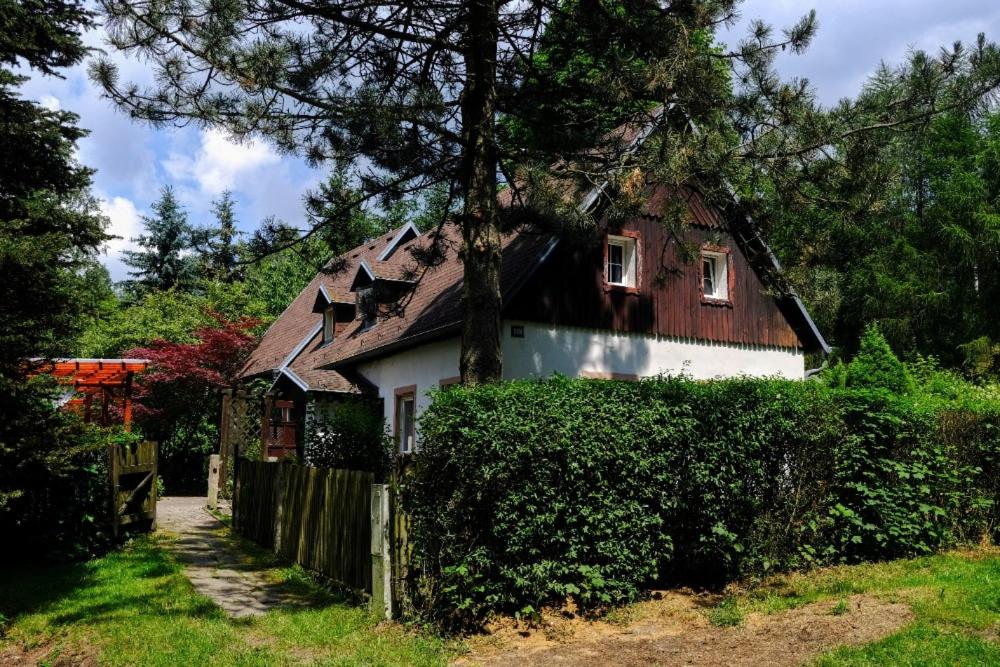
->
[604,282,639,295]
[701,296,732,308]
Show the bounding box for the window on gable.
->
[702,250,729,301]
[606,234,638,288]
[322,307,334,344]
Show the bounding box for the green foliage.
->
[0,382,134,561]
[121,186,198,297]
[303,399,392,478]
[405,375,1000,628]
[708,597,744,627]
[845,324,913,394]
[239,239,329,321]
[766,100,1000,369]
[193,190,242,282]
[77,289,216,357]
[0,0,117,561]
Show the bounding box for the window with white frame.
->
[395,391,416,454]
[322,306,334,344]
[606,235,638,287]
[702,250,729,300]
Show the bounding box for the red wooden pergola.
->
[34,359,149,430]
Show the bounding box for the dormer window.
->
[605,233,638,289]
[357,286,377,329]
[322,306,334,344]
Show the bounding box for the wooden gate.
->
[110,440,157,536]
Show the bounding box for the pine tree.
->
[122,186,197,295]
[305,172,400,257]
[93,0,1000,382]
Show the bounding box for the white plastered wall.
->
[355,337,462,431]
[500,320,804,381]
[354,321,803,449]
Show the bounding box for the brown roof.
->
[239,226,406,381]
[310,223,554,369]
[240,222,554,388]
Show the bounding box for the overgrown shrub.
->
[404,374,999,628]
[303,398,391,477]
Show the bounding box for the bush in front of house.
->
[403,368,1000,628]
[303,398,392,478]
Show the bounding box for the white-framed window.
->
[395,389,416,454]
[702,250,729,300]
[606,234,638,287]
[322,307,334,344]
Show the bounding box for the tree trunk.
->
[459,0,502,384]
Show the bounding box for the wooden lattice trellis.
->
[219,388,264,497]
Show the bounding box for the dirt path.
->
[157,496,303,618]
[458,594,913,667]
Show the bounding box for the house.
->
[239,183,828,459]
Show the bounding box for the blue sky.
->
[19,1,1000,281]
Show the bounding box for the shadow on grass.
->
[0,536,222,634]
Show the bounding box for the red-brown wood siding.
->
[504,216,802,349]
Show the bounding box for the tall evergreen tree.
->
[93,0,1000,381]
[759,54,1000,370]
[194,190,241,282]
[122,186,197,295]
[0,0,113,554]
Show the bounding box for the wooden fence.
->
[233,460,376,594]
[110,439,157,536]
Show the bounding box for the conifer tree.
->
[122,186,197,295]
[194,190,242,282]
[1,0,113,554]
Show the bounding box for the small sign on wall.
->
[510,324,525,338]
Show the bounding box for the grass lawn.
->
[3,537,1000,666]
[726,548,1000,666]
[0,534,447,666]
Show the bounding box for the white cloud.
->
[38,94,60,110]
[98,195,143,281]
[164,129,281,195]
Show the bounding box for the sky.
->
[19,0,1000,281]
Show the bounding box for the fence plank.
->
[233,461,373,592]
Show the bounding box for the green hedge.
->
[403,375,1000,627]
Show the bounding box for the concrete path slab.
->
[157,496,303,618]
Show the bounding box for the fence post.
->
[272,463,286,555]
[371,483,394,619]
[232,459,241,532]
[207,454,221,510]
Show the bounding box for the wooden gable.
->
[504,213,803,350]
